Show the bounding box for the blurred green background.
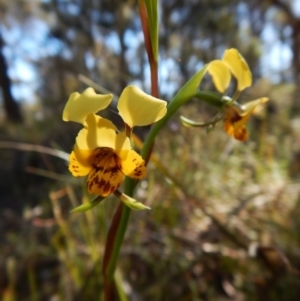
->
[1,0,300,300]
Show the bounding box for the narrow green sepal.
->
[115,191,150,211]
[180,111,224,128]
[180,116,207,127]
[71,196,105,213]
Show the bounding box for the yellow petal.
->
[62,87,113,124]
[222,49,252,92]
[75,114,130,150]
[240,97,269,115]
[87,150,124,196]
[114,131,132,150]
[117,85,167,128]
[69,150,94,177]
[207,60,231,93]
[117,149,146,179]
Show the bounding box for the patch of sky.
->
[124,30,144,75]
[105,32,121,54]
[45,37,63,57]
[283,26,292,38]
[236,2,251,31]
[170,7,189,24]
[261,23,278,43]
[0,18,22,45]
[236,2,248,15]
[23,17,49,43]
[292,0,300,17]
[63,2,80,16]
[92,28,121,55]
[8,58,36,82]
[261,41,292,83]
[236,2,249,21]
[124,29,143,49]
[192,37,212,51]
[2,45,13,62]
[195,61,204,71]
[12,83,38,103]
[19,39,43,61]
[201,38,212,50]
[159,55,181,98]
[0,15,51,103]
[85,51,96,70]
[61,47,73,60]
[128,79,143,90]
[126,48,141,75]
[90,10,101,23]
[255,4,294,83]
[168,47,180,60]
[132,12,142,31]
[186,55,202,73]
[65,28,76,41]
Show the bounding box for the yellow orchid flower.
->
[69,114,147,196]
[207,48,268,141]
[63,85,167,197]
[223,98,269,141]
[63,85,167,128]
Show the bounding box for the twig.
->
[0,141,69,161]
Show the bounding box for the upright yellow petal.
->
[117,85,167,128]
[69,150,94,177]
[75,114,131,151]
[117,149,146,179]
[62,87,113,124]
[222,49,252,92]
[114,131,132,150]
[207,60,231,93]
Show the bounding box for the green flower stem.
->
[141,90,223,159]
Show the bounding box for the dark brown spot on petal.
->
[93,165,104,172]
[98,179,106,188]
[103,166,119,174]
[109,186,116,194]
[103,181,111,194]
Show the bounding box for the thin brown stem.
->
[102,203,124,300]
